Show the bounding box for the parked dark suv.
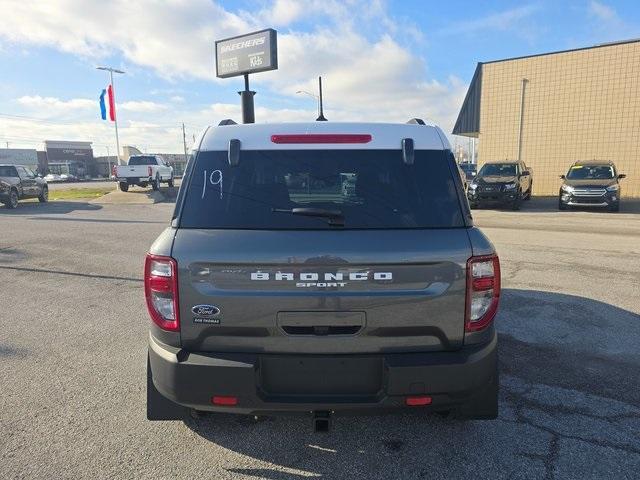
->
[0,164,48,209]
[558,161,625,212]
[467,161,533,210]
[146,121,501,429]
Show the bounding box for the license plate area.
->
[259,356,383,396]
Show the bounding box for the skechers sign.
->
[215,29,278,78]
[251,271,393,288]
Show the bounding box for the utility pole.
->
[182,123,188,162]
[97,66,125,165]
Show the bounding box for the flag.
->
[107,84,116,122]
[99,89,107,120]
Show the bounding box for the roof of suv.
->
[197,122,451,151]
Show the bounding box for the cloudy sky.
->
[1,0,639,155]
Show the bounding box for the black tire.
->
[524,183,532,200]
[469,201,479,209]
[511,191,522,211]
[609,203,620,212]
[38,186,48,203]
[558,199,567,210]
[147,356,187,421]
[5,189,19,209]
[152,174,160,191]
[168,176,174,188]
[119,182,129,192]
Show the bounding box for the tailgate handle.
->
[277,311,366,336]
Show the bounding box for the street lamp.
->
[97,66,125,165]
[296,76,327,121]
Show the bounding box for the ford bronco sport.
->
[146,120,500,427]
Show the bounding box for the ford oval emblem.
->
[191,304,220,317]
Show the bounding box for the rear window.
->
[179,149,464,230]
[128,156,157,166]
[0,166,18,177]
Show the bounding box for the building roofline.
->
[482,38,640,65]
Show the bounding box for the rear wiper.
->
[272,207,345,226]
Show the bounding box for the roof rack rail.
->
[406,118,426,125]
[219,119,238,126]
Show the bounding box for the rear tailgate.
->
[115,165,150,178]
[173,228,471,354]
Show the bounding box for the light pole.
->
[97,66,125,165]
[296,76,327,121]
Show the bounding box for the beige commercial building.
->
[453,39,640,197]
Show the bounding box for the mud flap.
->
[147,356,188,421]
[457,370,499,420]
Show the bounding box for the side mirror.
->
[522,170,530,176]
[618,174,626,179]
[559,175,566,179]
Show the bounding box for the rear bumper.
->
[148,331,498,415]
[116,177,150,184]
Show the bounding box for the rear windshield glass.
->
[478,163,516,176]
[128,156,156,166]
[179,149,464,229]
[566,164,615,179]
[0,166,18,176]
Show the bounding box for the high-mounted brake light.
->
[144,254,179,332]
[465,254,500,332]
[271,134,372,144]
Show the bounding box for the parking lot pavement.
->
[1,200,639,479]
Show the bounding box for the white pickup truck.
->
[113,155,174,192]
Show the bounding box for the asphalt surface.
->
[1,197,639,479]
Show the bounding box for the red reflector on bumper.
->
[405,396,432,406]
[271,134,372,144]
[211,396,238,406]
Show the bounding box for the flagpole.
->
[110,69,122,165]
[97,66,125,165]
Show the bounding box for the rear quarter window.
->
[178,149,465,230]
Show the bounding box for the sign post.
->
[215,29,278,124]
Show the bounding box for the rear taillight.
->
[465,254,500,332]
[144,254,179,331]
[271,134,372,144]
[111,165,117,177]
[148,166,153,177]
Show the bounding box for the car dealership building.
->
[453,39,640,197]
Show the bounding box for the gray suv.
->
[146,120,500,428]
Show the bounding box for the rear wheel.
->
[558,198,567,210]
[524,183,532,200]
[38,186,48,203]
[168,175,175,188]
[609,203,620,212]
[119,182,129,192]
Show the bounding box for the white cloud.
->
[16,95,95,111]
[443,4,540,39]
[586,1,640,41]
[119,101,168,113]
[1,1,469,150]
[589,1,616,21]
